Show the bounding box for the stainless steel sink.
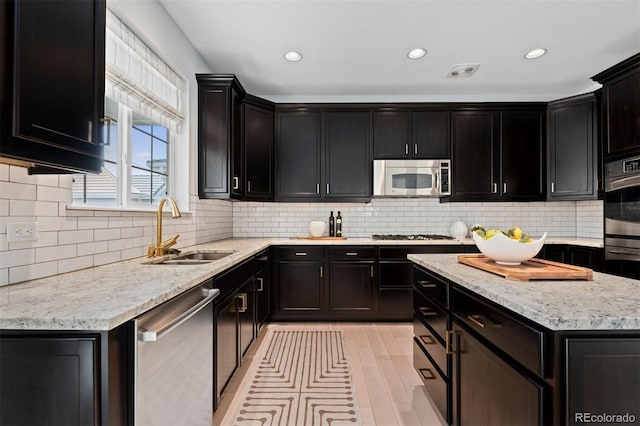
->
[144,250,236,265]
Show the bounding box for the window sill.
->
[66,204,192,215]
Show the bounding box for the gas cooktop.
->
[371,234,454,241]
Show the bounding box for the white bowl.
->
[309,221,326,237]
[472,231,547,265]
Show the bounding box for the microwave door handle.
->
[606,174,640,192]
[434,170,439,191]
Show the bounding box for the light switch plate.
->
[6,222,38,242]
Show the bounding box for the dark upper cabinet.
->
[373,110,449,159]
[451,111,500,200]
[500,110,544,200]
[451,107,545,201]
[324,111,371,200]
[0,0,106,173]
[276,108,371,201]
[244,96,275,200]
[196,74,246,199]
[275,111,322,200]
[592,53,640,159]
[547,94,598,200]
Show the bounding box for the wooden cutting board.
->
[457,254,593,281]
[295,236,348,240]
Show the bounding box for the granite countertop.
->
[0,236,605,332]
[408,253,639,331]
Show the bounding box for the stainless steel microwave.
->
[373,159,451,197]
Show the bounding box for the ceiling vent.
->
[447,63,480,78]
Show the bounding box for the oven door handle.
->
[138,288,219,342]
[606,174,640,192]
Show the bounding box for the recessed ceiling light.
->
[407,48,427,59]
[284,51,303,62]
[524,48,547,59]
[447,63,480,78]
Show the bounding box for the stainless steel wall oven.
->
[604,155,640,278]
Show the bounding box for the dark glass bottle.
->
[336,211,342,237]
[329,211,335,237]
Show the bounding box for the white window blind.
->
[106,10,184,133]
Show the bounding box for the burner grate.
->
[371,234,454,241]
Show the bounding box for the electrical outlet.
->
[6,222,38,243]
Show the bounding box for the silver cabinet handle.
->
[295,252,307,256]
[258,256,269,261]
[320,266,323,278]
[370,266,374,278]
[316,183,320,194]
[419,307,438,317]
[417,280,437,288]
[551,182,555,193]
[247,181,251,193]
[467,314,501,329]
[99,117,111,146]
[237,293,248,313]
[414,144,418,155]
[233,176,239,190]
[138,288,219,342]
[346,252,358,256]
[492,183,498,193]
[405,144,409,155]
[326,183,330,194]
[503,182,507,193]
[256,277,264,292]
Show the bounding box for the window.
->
[72,9,184,209]
[72,97,170,207]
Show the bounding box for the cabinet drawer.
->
[413,339,448,422]
[378,288,412,314]
[413,266,448,308]
[278,247,324,261]
[414,317,447,376]
[452,288,547,377]
[414,289,448,342]
[379,262,412,287]
[330,247,375,261]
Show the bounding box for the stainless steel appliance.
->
[373,159,451,197]
[134,282,219,426]
[604,155,640,263]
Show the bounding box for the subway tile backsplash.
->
[0,163,603,285]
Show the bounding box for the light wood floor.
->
[214,322,447,426]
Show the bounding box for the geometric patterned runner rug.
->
[230,330,361,425]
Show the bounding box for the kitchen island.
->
[408,253,639,426]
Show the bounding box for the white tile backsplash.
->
[0,162,604,286]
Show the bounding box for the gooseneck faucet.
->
[147,197,182,257]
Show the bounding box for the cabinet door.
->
[452,321,544,426]
[238,278,255,359]
[604,68,640,156]
[324,111,371,200]
[279,262,324,311]
[329,263,375,312]
[500,111,544,200]
[412,111,450,159]
[373,111,411,158]
[0,336,98,426]
[276,111,322,199]
[198,87,230,198]
[1,0,105,173]
[214,295,239,405]
[566,338,640,426]
[548,95,597,200]
[255,263,270,330]
[451,111,499,199]
[231,87,244,198]
[244,102,274,200]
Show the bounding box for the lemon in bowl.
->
[472,230,547,266]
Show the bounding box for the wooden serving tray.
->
[295,236,348,240]
[457,254,593,281]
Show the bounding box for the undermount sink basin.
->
[144,250,236,265]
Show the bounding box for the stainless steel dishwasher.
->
[134,281,219,426]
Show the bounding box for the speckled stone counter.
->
[0,236,604,331]
[408,253,639,331]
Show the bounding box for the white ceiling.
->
[159,0,640,102]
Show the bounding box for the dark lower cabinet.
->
[566,338,640,426]
[451,320,544,426]
[0,336,99,426]
[537,244,605,272]
[279,261,324,311]
[214,294,239,406]
[238,278,255,359]
[255,262,270,333]
[329,262,375,312]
